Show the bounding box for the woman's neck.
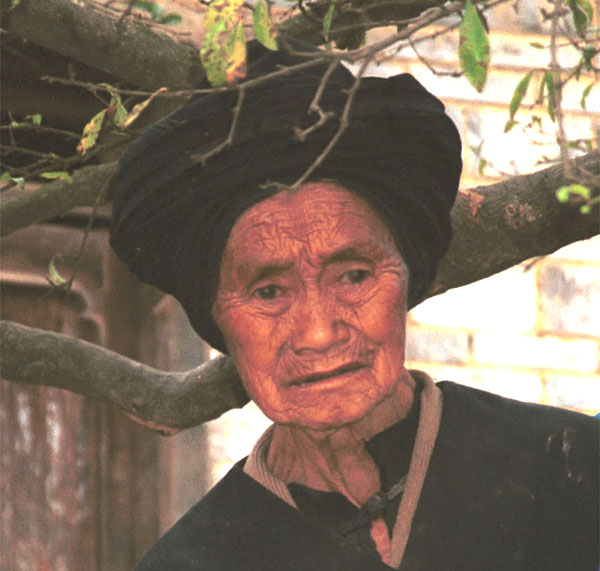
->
[267,369,415,506]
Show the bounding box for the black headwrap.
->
[109,38,462,352]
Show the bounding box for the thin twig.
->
[0,123,81,140]
[291,57,370,189]
[549,0,571,179]
[190,87,246,166]
[408,37,462,77]
[294,58,342,141]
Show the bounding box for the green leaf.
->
[567,0,593,36]
[459,0,490,92]
[134,0,162,20]
[581,45,598,72]
[134,0,154,13]
[77,109,107,155]
[253,0,277,51]
[555,186,571,202]
[150,2,165,20]
[529,42,545,49]
[111,94,128,128]
[556,183,591,203]
[123,87,168,128]
[504,119,518,133]
[580,81,595,110]
[40,171,71,182]
[323,0,337,44]
[48,256,67,286]
[0,173,25,188]
[580,204,591,214]
[544,71,556,122]
[158,13,182,25]
[536,75,546,104]
[508,72,533,121]
[27,113,42,126]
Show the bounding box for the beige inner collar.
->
[243,370,443,569]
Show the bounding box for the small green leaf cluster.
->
[133,1,182,25]
[0,172,25,188]
[10,114,42,128]
[556,184,597,215]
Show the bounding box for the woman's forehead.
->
[230,182,393,244]
[220,182,402,279]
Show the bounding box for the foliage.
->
[458,0,490,92]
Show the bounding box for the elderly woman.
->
[110,40,598,570]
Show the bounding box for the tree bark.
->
[0,320,249,434]
[432,151,600,297]
[2,0,204,90]
[2,0,447,90]
[0,162,116,238]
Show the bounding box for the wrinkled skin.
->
[212,182,417,562]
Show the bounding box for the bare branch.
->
[432,151,600,297]
[0,320,249,435]
[0,162,116,237]
[2,0,204,90]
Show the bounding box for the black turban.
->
[109,38,462,353]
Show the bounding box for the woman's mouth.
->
[289,362,368,387]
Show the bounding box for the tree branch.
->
[2,0,451,94]
[2,0,203,90]
[432,151,600,296]
[0,320,249,434]
[1,155,597,433]
[0,162,116,237]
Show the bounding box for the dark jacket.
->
[134,382,599,570]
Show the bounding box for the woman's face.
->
[212,182,410,431]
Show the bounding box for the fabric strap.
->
[244,370,443,569]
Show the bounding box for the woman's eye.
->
[253,284,281,300]
[341,269,370,284]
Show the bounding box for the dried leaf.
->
[201,0,246,86]
[226,20,247,84]
[123,87,168,128]
[253,0,277,51]
[459,0,490,92]
[77,109,106,155]
[201,21,228,87]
